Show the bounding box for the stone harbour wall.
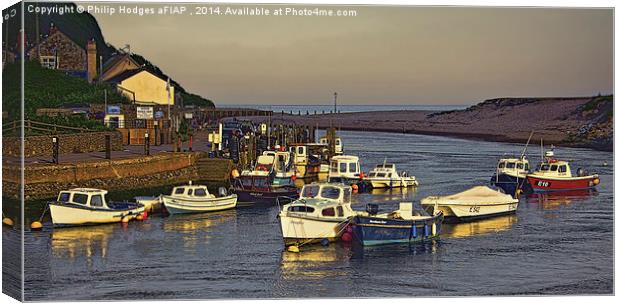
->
[2,152,233,200]
[2,131,123,158]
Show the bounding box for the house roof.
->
[101,53,139,74]
[106,67,170,84]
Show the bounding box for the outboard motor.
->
[366,203,379,216]
[218,187,228,197]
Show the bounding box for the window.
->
[349,162,357,173]
[506,163,516,169]
[540,164,550,171]
[91,195,104,207]
[40,56,57,69]
[322,207,335,217]
[174,188,185,195]
[343,188,351,202]
[336,139,341,145]
[321,186,341,200]
[241,177,253,187]
[550,165,558,171]
[289,206,315,213]
[187,189,193,195]
[559,165,567,173]
[194,188,207,196]
[498,162,505,168]
[73,194,88,205]
[340,163,347,173]
[525,164,530,171]
[301,185,320,198]
[255,178,269,188]
[330,162,338,173]
[337,206,344,217]
[297,147,304,155]
[58,192,71,202]
[517,163,524,170]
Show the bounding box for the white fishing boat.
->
[278,183,356,246]
[262,150,296,187]
[161,182,237,215]
[366,161,418,188]
[49,188,145,227]
[289,144,322,178]
[420,186,518,221]
[319,135,344,155]
[327,155,361,184]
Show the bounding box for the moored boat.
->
[134,195,163,212]
[49,188,145,227]
[279,183,356,246]
[161,182,237,215]
[490,156,530,196]
[420,186,518,221]
[526,149,600,192]
[327,155,362,185]
[350,202,443,246]
[261,150,296,187]
[366,161,418,188]
[289,144,322,179]
[233,175,299,206]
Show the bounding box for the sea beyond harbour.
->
[12,130,613,300]
[217,104,469,113]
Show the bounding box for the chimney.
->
[16,29,26,52]
[87,38,97,83]
[49,22,58,36]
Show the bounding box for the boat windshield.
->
[320,186,341,200]
[58,192,71,202]
[540,164,550,171]
[301,185,320,198]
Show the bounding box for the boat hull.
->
[421,202,518,221]
[234,188,299,206]
[134,196,162,212]
[162,195,237,215]
[490,173,529,196]
[369,178,418,188]
[526,175,599,192]
[279,215,348,246]
[351,214,443,246]
[296,163,320,179]
[49,203,145,227]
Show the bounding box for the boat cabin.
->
[319,136,343,155]
[263,150,293,172]
[170,184,215,198]
[534,160,574,178]
[56,188,112,209]
[328,155,361,180]
[285,183,352,217]
[235,175,274,191]
[368,163,405,178]
[497,157,530,177]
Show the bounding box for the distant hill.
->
[2,2,214,108]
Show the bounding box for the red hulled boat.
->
[526,149,600,192]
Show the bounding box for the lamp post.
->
[333,92,338,114]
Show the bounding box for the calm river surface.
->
[10,130,614,300]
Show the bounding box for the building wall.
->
[2,131,123,158]
[27,31,86,72]
[118,70,175,105]
[101,56,140,81]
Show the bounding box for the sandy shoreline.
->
[237,97,613,151]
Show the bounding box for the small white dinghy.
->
[420,186,518,221]
[49,188,145,227]
[161,182,237,215]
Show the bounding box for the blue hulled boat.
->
[490,156,531,196]
[350,203,443,246]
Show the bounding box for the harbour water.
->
[10,130,613,299]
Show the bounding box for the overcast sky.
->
[88,4,613,105]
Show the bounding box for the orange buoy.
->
[341,232,352,242]
[30,221,43,230]
[360,172,365,180]
[351,184,359,192]
[121,216,130,224]
[3,217,14,227]
[142,210,148,220]
[291,175,297,181]
[593,178,600,185]
[231,169,240,179]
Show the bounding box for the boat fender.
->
[411,224,417,238]
[30,221,43,230]
[424,224,430,237]
[351,184,359,192]
[341,232,352,242]
[593,178,600,186]
[121,216,130,224]
[142,210,148,220]
[320,238,329,246]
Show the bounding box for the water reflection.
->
[161,211,237,248]
[51,224,116,260]
[526,190,597,210]
[280,244,352,279]
[441,215,518,239]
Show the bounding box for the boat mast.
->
[520,131,534,159]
